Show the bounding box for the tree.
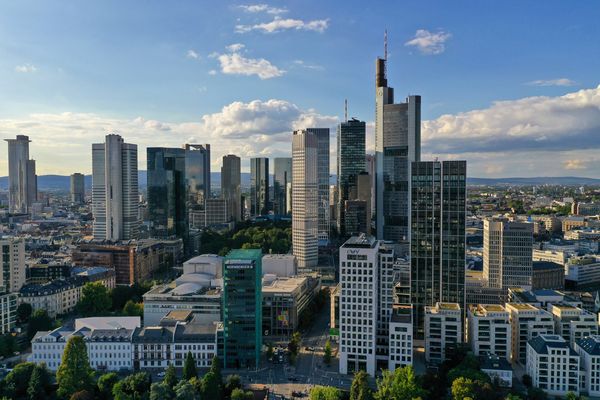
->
[309,386,342,400]
[163,364,178,388]
[27,309,53,340]
[27,363,51,400]
[0,362,35,398]
[451,377,476,400]
[323,340,332,365]
[288,332,301,356]
[70,390,95,400]
[97,372,120,400]
[522,374,532,388]
[374,366,426,400]
[77,282,112,316]
[16,302,33,323]
[57,336,95,399]
[182,352,197,380]
[350,370,372,400]
[122,300,144,317]
[225,375,242,398]
[113,372,151,400]
[0,334,17,358]
[150,382,174,400]
[231,388,254,400]
[174,381,198,400]
[201,371,222,400]
[209,355,222,383]
[111,285,135,311]
[526,387,547,400]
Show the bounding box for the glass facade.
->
[410,160,466,338]
[273,157,292,216]
[337,119,366,233]
[222,249,262,369]
[250,157,269,217]
[185,144,210,210]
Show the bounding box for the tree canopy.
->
[76,281,112,316]
[374,366,427,400]
[56,336,95,399]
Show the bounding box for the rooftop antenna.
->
[384,29,388,61]
[344,99,348,121]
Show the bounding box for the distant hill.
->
[2,174,599,191]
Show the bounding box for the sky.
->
[1,0,599,177]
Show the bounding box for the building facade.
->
[0,292,17,334]
[506,303,554,364]
[5,135,37,214]
[185,144,211,210]
[467,304,511,361]
[0,237,26,293]
[70,173,85,204]
[221,154,241,222]
[388,304,413,370]
[273,157,292,216]
[424,302,463,364]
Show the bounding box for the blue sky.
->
[1,1,599,176]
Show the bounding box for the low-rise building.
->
[575,335,600,397]
[262,254,297,277]
[425,302,463,364]
[549,303,598,348]
[19,277,84,318]
[531,261,564,290]
[480,354,513,388]
[467,304,511,361]
[388,304,413,370]
[526,334,580,397]
[565,256,600,289]
[506,303,554,364]
[182,254,223,277]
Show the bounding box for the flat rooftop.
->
[438,302,461,311]
[342,235,376,249]
[262,276,307,293]
[507,303,538,311]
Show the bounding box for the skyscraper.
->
[221,154,241,222]
[483,218,534,290]
[147,147,186,239]
[5,135,37,214]
[0,238,26,293]
[70,173,85,204]
[92,134,139,241]
[302,128,330,245]
[337,119,366,234]
[410,160,466,338]
[375,51,421,255]
[292,130,319,268]
[273,157,292,216]
[250,157,269,217]
[185,144,211,210]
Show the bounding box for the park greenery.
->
[200,220,292,256]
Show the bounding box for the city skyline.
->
[1,1,600,177]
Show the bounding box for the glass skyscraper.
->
[410,160,466,338]
[222,249,262,369]
[185,144,210,210]
[250,157,269,217]
[221,154,242,222]
[273,157,292,216]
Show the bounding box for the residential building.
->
[575,335,600,397]
[221,155,242,222]
[92,134,139,240]
[222,249,262,369]
[250,157,269,217]
[506,303,554,364]
[562,216,587,232]
[388,304,413,370]
[185,144,211,210]
[425,302,463,364]
[574,202,600,216]
[526,334,580,397]
[292,129,319,268]
[531,261,564,290]
[411,160,467,338]
[0,292,17,334]
[273,157,292,216]
[19,277,85,318]
[549,303,598,348]
[5,135,37,214]
[480,355,513,388]
[467,304,511,361]
[70,173,85,204]
[1,237,26,293]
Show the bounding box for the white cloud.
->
[15,64,37,73]
[293,60,324,71]
[215,44,284,79]
[186,50,200,59]
[235,16,329,33]
[564,159,586,170]
[405,29,451,55]
[208,70,217,75]
[238,4,287,15]
[526,78,577,87]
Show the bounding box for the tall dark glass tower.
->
[337,118,366,233]
[410,160,466,338]
[273,157,292,216]
[250,157,269,217]
[147,147,186,239]
[221,154,241,222]
[185,144,210,210]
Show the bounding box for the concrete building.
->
[0,292,17,334]
[273,157,292,216]
[262,254,296,277]
[483,218,533,291]
[250,157,269,217]
[221,154,242,222]
[183,254,223,277]
[92,134,139,240]
[480,355,513,388]
[533,249,572,266]
[1,237,26,293]
[70,173,85,204]
[574,202,600,216]
[531,261,564,290]
[388,304,413,370]
[575,335,600,397]
[306,128,330,246]
[526,334,580,397]
[5,135,37,214]
[565,256,600,288]
[549,303,598,348]
[425,302,463,364]
[562,216,587,233]
[189,198,230,228]
[292,129,319,268]
[374,52,421,255]
[506,303,554,364]
[185,144,211,210]
[467,304,511,361]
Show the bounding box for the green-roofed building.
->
[222,248,262,369]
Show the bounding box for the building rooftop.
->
[576,335,600,356]
[225,248,262,260]
[342,234,376,249]
[438,302,461,311]
[507,303,538,311]
[390,304,412,324]
[262,276,307,294]
[528,334,577,355]
[532,261,564,271]
[470,304,507,316]
[480,355,512,371]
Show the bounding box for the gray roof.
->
[576,336,600,356]
[528,335,577,356]
[480,355,512,371]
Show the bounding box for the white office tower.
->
[388,304,413,370]
[575,336,600,397]
[549,303,598,348]
[483,218,533,290]
[0,238,26,293]
[292,130,319,268]
[5,135,37,214]
[425,302,463,364]
[527,334,580,397]
[506,303,554,364]
[304,128,330,246]
[467,304,511,361]
[92,134,139,240]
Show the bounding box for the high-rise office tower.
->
[375,48,421,255]
[306,128,331,245]
[337,119,366,234]
[357,172,372,233]
[185,144,211,210]
[5,135,37,214]
[147,147,186,239]
[250,157,269,217]
[70,173,85,204]
[92,134,139,241]
[410,160,466,338]
[292,130,319,268]
[365,154,376,216]
[221,155,241,222]
[273,157,292,216]
[483,218,534,290]
[0,238,26,293]
[222,249,262,369]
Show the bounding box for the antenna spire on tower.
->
[344,99,348,121]
[384,29,388,60]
